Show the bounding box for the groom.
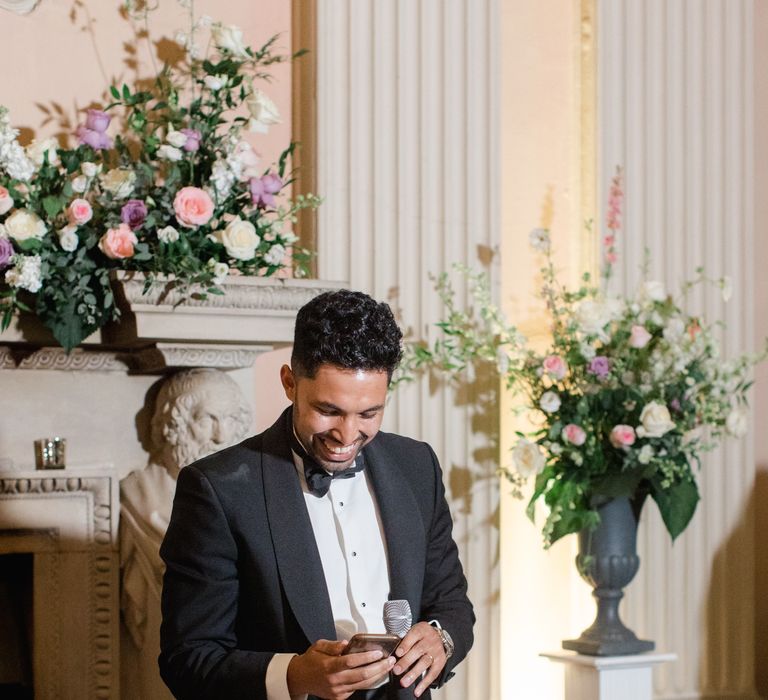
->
[159,289,474,699]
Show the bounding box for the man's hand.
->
[392,622,446,698]
[286,639,396,700]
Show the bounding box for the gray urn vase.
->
[562,496,655,655]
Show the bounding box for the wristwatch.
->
[429,619,455,659]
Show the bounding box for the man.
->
[159,290,474,700]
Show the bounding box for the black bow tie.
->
[289,428,364,497]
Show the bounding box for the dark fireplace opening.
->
[0,553,33,700]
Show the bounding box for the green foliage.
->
[0,10,318,352]
[405,226,766,548]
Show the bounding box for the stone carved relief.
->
[119,369,251,699]
[0,0,40,14]
[118,275,343,311]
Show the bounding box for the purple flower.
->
[249,173,283,208]
[0,237,13,270]
[180,128,202,152]
[669,398,682,413]
[85,109,111,133]
[76,126,113,151]
[587,355,611,380]
[120,199,148,230]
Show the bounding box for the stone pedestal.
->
[541,650,677,700]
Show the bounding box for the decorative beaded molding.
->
[0,347,129,372]
[115,274,345,311]
[0,472,119,699]
[0,0,40,14]
[130,343,265,372]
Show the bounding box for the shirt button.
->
[352,551,357,557]
[361,602,366,607]
[339,501,344,507]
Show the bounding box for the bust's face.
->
[185,385,244,456]
[281,363,388,472]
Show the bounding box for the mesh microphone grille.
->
[383,599,412,638]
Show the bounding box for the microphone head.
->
[383,599,412,638]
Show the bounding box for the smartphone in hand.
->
[341,633,401,657]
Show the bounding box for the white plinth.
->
[541,651,677,700]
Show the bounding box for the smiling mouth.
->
[316,435,362,460]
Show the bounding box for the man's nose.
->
[332,417,359,445]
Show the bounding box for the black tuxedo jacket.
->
[159,408,474,700]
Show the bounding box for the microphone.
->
[383,599,412,638]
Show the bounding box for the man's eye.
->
[360,412,377,420]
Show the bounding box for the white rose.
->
[81,161,99,178]
[512,438,546,478]
[158,225,180,244]
[539,391,561,414]
[204,74,225,91]
[247,89,281,133]
[639,280,666,302]
[4,209,47,242]
[57,225,79,252]
[580,343,596,360]
[71,175,88,193]
[100,168,136,199]
[166,129,188,148]
[725,406,749,438]
[636,401,675,438]
[576,298,622,337]
[26,137,59,168]
[212,23,250,58]
[157,144,183,162]
[215,217,260,260]
[264,243,286,266]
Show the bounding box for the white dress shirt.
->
[265,451,391,700]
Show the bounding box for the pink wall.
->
[0,0,292,169]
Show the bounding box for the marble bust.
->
[119,369,251,697]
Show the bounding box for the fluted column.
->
[598,2,758,698]
[315,1,501,698]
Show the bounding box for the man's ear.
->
[279,364,296,402]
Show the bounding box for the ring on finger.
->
[423,653,434,665]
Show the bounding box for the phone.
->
[341,633,401,656]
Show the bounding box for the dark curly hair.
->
[291,289,403,381]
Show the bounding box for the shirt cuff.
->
[265,653,307,700]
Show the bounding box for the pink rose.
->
[609,424,636,449]
[173,186,214,228]
[67,198,93,226]
[542,354,568,380]
[0,186,13,215]
[562,423,586,446]
[629,324,652,349]
[98,223,137,259]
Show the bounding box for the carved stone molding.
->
[115,273,344,312]
[0,0,40,14]
[129,343,266,373]
[0,347,129,372]
[0,470,119,698]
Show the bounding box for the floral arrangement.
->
[404,169,765,547]
[0,1,318,351]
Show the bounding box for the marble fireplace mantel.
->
[0,275,346,373]
[0,469,119,699]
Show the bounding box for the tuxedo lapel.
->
[364,438,426,613]
[261,409,336,643]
